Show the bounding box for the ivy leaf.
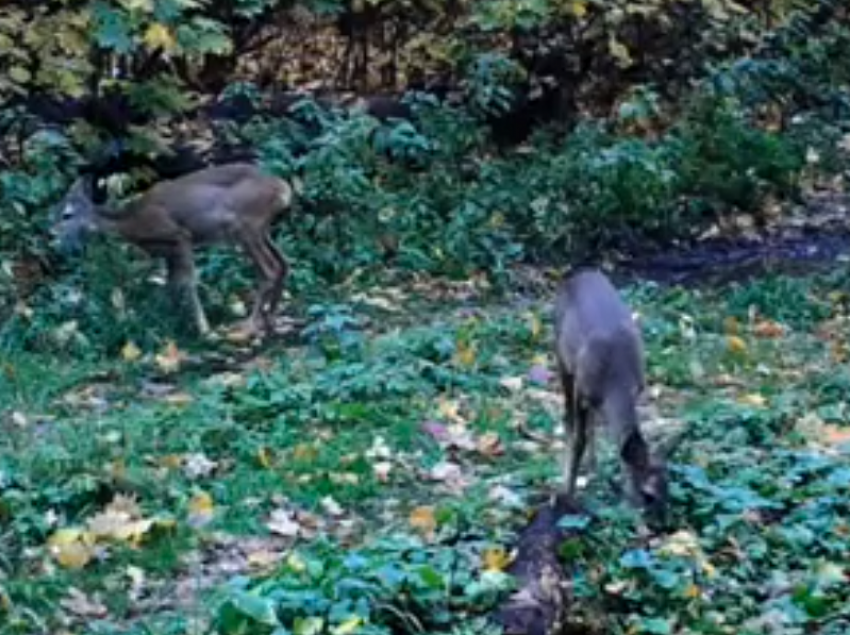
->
[92,3,135,53]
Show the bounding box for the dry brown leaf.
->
[267,508,301,537]
[60,587,108,618]
[477,431,505,457]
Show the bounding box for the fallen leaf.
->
[500,376,524,392]
[738,393,767,407]
[409,506,437,536]
[724,316,739,335]
[527,364,553,385]
[183,453,217,479]
[321,496,344,517]
[154,340,183,374]
[421,420,449,441]
[121,340,142,362]
[482,546,513,572]
[822,425,850,447]
[373,461,392,482]
[477,431,504,457]
[526,311,542,340]
[60,587,108,618]
[752,319,784,338]
[162,391,193,406]
[293,443,319,462]
[267,508,301,537]
[332,616,363,635]
[256,446,274,469]
[437,398,465,424]
[187,491,215,528]
[47,528,95,569]
[454,340,476,367]
[726,335,747,354]
[247,549,283,570]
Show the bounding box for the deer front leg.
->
[241,233,286,335]
[165,245,210,336]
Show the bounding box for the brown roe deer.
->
[553,268,668,518]
[52,163,293,337]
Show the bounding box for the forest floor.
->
[2,265,850,634]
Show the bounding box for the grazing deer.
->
[553,268,668,518]
[52,163,293,337]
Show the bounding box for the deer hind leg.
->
[559,369,591,497]
[165,244,209,335]
[240,232,286,335]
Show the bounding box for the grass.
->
[1,267,850,634]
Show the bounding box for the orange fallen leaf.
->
[154,340,183,374]
[409,505,437,536]
[822,425,850,446]
[753,319,784,338]
[726,335,747,354]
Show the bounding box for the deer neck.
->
[92,199,136,233]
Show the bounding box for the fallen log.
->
[492,493,592,635]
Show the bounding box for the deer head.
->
[52,175,102,255]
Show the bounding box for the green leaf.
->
[223,591,281,627]
[92,2,135,53]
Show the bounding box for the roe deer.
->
[553,268,668,518]
[52,163,293,337]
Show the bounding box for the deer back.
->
[554,268,645,407]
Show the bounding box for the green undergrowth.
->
[1,268,850,634]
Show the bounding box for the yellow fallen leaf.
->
[409,506,437,536]
[437,398,464,424]
[332,616,363,635]
[157,454,183,470]
[120,340,142,362]
[187,491,215,527]
[683,583,701,599]
[47,528,95,569]
[482,546,512,572]
[726,335,747,354]
[454,340,476,367]
[738,393,766,407]
[723,316,739,335]
[256,446,274,469]
[526,311,542,340]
